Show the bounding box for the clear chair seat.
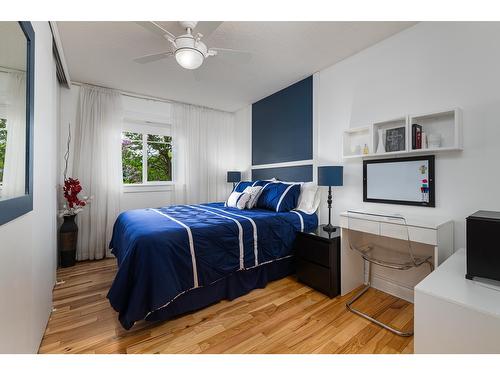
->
[355,243,432,270]
[345,210,434,337]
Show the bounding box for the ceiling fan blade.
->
[195,21,223,38]
[210,48,252,64]
[134,51,173,64]
[136,21,176,41]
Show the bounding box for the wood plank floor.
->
[39,259,414,354]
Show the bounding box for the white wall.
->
[317,22,500,251]
[234,105,252,180]
[0,22,58,353]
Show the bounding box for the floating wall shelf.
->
[342,108,463,159]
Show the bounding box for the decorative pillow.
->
[252,177,277,186]
[296,182,320,214]
[226,191,251,210]
[256,182,301,212]
[243,186,263,209]
[233,181,254,193]
[234,179,275,192]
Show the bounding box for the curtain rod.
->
[71,81,231,113]
[71,81,173,104]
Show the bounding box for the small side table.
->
[294,225,341,298]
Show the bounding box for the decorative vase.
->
[428,133,441,149]
[376,129,386,153]
[60,214,78,267]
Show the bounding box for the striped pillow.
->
[256,182,301,212]
[226,191,251,210]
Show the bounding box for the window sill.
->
[123,183,174,194]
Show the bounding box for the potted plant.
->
[59,177,91,267]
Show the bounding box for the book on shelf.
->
[412,123,422,149]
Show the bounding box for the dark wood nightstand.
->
[294,225,341,298]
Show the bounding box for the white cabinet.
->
[415,249,500,353]
[408,109,463,153]
[372,116,408,155]
[342,126,371,159]
[342,108,463,159]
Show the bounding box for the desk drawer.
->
[343,217,380,235]
[380,222,437,245]
[295,235,330,267]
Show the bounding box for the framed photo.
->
[385,126,406,152]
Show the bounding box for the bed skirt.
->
[144,256,296,324]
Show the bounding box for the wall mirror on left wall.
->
[0,22,34,225]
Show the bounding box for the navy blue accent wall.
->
[252,76,313,165]
[252,165,313,182]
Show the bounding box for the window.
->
[0,118,6,186]
[122,130,173,184]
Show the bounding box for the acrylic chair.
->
[345,210,434,337]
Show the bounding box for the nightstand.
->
[294,225,341,298]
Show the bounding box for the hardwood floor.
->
[39,259,414,354]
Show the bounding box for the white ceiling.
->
[57,21,416,112]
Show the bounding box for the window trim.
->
[121,119,173,189]
[123,182,174,194]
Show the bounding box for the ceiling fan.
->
[134,21,251,70]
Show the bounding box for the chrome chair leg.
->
[345,261,414,337]
[426,259,435,272]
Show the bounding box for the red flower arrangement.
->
[60,124,92,217]
[60,178,92,217]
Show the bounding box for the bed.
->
[107,202,318,329]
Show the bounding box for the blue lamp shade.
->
[227,171,241,183]
[318,166,343,187]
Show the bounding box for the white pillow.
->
[226,191,251,210]
[243,186,263,209]
[295,182,320,214]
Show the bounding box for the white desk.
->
[415,248,500,353]
[339,210,454,301]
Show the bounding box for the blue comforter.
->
[107,202,317,329]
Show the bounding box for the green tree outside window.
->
[121,131,172,184]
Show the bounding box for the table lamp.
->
[227,171,241,189]
[318,166,343,233]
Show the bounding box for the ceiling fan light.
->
[175,48,204,70]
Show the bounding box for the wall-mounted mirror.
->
[0,22,34,225]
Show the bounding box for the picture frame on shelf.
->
[385,126,406,152]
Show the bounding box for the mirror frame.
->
[0,21,34,225]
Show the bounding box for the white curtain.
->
[172,102,235,204]
[2,72,26,198]
[73,85,123,260]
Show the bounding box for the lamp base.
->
[322,223,337,233]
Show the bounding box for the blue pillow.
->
[234,181,254,193]
[234,180,271,192]
[256,182,301,212]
